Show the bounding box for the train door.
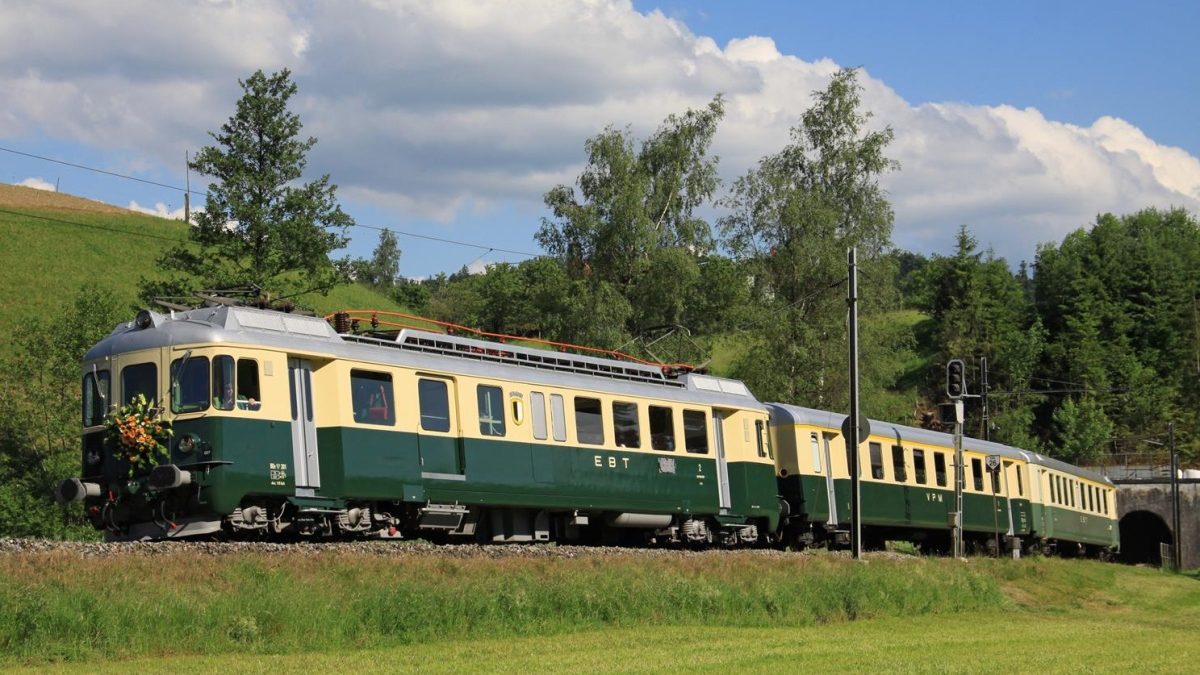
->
[712,411,732,512]
[822,433,838,526]
[416,375,464,479]
[288,358,320,494]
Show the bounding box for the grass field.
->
[2,546,1196,672]
[0,185,407,351]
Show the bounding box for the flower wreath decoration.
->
[104,393,174,477]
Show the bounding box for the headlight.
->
[86,450,102,466]
[178,434,197,455]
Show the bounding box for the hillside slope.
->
[0,185,406,338]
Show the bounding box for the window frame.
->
[611,401,640,449]
[170,355,211,414]
[574,396,605,446]
[891,445,907,483]
[649,405,676,451]
[476,384,506,437]
[869,442,884,480]
[682,409,709,454]
[913,448,927,485]
[121,362,158,406]
[82,369,111,427]
[417,378,452,432]
[351,369,396,426]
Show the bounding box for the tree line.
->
[0,67,1195,538]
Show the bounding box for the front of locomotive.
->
[55,309,259,540]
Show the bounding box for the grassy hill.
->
[0,184,407,341]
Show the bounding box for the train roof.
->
[767,403,1114,486]
[84,306,764,409]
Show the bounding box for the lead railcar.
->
[58,307,780,544]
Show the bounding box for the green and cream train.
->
[770,405,1119,556]
[56,305,1118,555]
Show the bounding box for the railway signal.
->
[946,359,966,399]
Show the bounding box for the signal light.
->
[946,359,966,399]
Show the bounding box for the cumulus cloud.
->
[16,177,56,191]
[1,0,1197,267]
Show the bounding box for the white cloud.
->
[0,0,1197,267]
[16,177,56,191]
[127,200,187,220]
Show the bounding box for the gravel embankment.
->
[0,537,901,560]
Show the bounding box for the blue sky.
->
[640,1,1200,158]
[2,1,1198,277]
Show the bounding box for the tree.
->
[538,96,724,286]
[0,287,126,538]
[718,68,902,407]
[143,69,353,303]
[354,228,402,288]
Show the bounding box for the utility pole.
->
[184,150,191,226]
[980,356,989,441]
[847,247,862,560]
[1170,421,1182,572]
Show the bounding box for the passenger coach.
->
[60,306,780,544]
[768,404,1119,556]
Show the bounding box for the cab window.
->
[121,362,157,405]
[352,370,395,426]
[236,359,261,410]
[213,356,235,410]
[171,355,210,413]
[82,369,110,426]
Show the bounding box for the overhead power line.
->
[0,207,191,244]
[0,145,197,195]
[1,144,545,259]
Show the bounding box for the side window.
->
[934,452,947,487]
[170,355,210,413]
[1016,465,1024,497]
[418,378,451,432]
[869,442,884,480]
[82,369,111,426]
[1102,490,1109,515]
[971,458,983,491]
[237,359,261,410]
[683,410,708,454]
[891,445,907,483]
[649,406,675,451]
[913,449,927,485]
[612,402,640,448]
[574,397,604,445]
[351,370,395,426]
[477,385,505,437]
[990,464,1001,493]
[213,355,235,411]
[809,432,821,470]
[121,362,157,405]
[531,392,548,441]
[761,421,774,460]
[1069,480,1076,508]
[550,394,567,442]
